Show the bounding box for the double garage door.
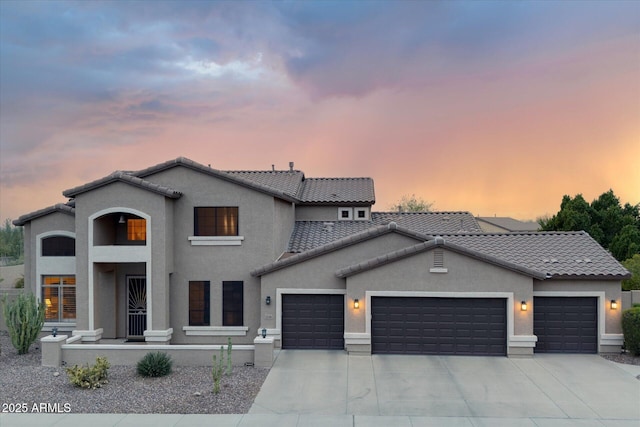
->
[281,294,598,355]
[372,297,507,356]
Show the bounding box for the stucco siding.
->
[343,249,533,337]
[295,206,339,221]
[533,279,622,335]
[259,233,426,331]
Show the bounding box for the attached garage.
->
[534,296,598,354]
[281,294,344,349]
[371,297,507,356]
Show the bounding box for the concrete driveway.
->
[250,350,640,425]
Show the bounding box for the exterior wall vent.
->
[430,248,448,273]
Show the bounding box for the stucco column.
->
[253,336,275,367]
[41,334,67,367]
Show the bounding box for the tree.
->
[540,190,640,262]
[622,254,640,291]
[0,219,24,264]
[390,194,434,212]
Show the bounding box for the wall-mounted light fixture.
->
[261,328,267,339]
[354,299,360,309]
[610,299,618,310]
[265,296,271,305]
[520,301,527,311]
[119,215,126,224]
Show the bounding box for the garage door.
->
[371,297,507,356]
[534,296,597,354]
[281,294,344,349]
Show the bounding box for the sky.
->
[1,0,639,224]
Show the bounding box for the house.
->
[13,157,629,365]
[476,216,539,233]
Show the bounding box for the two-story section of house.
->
[14,156,630,364]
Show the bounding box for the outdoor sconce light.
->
[118,215,126,224]
[261,328,267,339]
[265,296,271,305]
[520,301,527,311]
[611,299,618,310]
[52,327,58,337]
[354,299,360,309]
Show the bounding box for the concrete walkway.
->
[2,351,639,426]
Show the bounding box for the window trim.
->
[42,275,76,323]
[188,236,244,246]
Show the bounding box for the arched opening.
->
[93,212,147,246]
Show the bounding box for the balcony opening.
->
[94,213,147,246]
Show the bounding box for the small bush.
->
[622,307,640,356]
[137,352,173,377]
[66,356,110,389]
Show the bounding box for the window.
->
[127,219,146,241]
[42,236,75,256]
[355,208,369,221]
[42,276,76,322]
[338,207,353,220]
[194,207,238,236]
[223,281,243,326]
[189,281,210,326]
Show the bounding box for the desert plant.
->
[137,351,173,377]
[1,292,45,354]
[212,345,225,394]
[622,306,640,356]
[226,337,232,376]
[66,356,110,389]
[14,275,24,289]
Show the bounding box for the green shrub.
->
[66,357,110,389]
[1,292,45,354]
[137,352,173,377]
[622,307,640,356]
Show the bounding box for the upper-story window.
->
[42,236,75,256]
[127,219,146,241]
[194,207,238,236]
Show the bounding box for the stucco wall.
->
[73,181,170,334]
[294,205,341,221]
[343,249,533,337]
[141,166,291,345]
[533,279,622,335]
[258,233,426,331]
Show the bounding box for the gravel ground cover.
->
[0,331,269,414]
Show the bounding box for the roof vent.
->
[322,222,334,232]
[289,161,294,172]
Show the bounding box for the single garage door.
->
[372,297,507,356]
[534,296,597,354]
[281,294,344,349]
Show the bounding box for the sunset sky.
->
[1,1,639,224]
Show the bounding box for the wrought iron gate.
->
[127,276,147,339]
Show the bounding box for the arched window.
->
[42,236,75,256]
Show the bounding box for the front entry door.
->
[127,276,147,339]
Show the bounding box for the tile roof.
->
[335,238,546,280]
[297,178,375,205]
[63,171,183,199]
[13,203,75,226]
[287,211,481,252]
[223,170,304,199]
[442,231,630,279]
[477,217,539,232]
[251,222,429,276]
[134,157,300,202]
